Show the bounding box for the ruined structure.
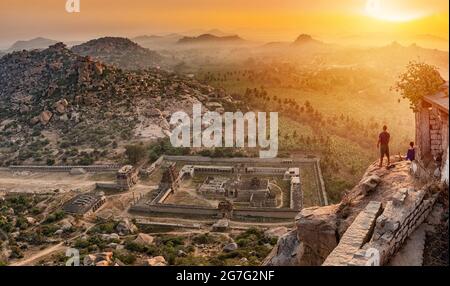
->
[412,81,449,185]
[265,160,447,266]
[159,163,179,192]
[63,191,106,217]
[218,200,234,219]
[116,165,139,191]
[130,156,325,221]
[228,177,277,207]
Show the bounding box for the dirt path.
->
[10,242,66,266]
[10,222,96,266]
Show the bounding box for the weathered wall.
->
[265,161,443,266]
[9,165,120,172]
[130,202,298,220]
[322,201,382,266]
[322,185,439,266]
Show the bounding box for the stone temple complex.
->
[130,156,327,221]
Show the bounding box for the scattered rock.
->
[133,233,154,245]
[116,219,138,236]
[54,99,69,114]
[54,229,63,236]
[59,220,72,231]
[25,217,36,225]
[107,243,119,249]
[38,110,53,125]
[83,254,97,266]
[263,230,300,266]
[145,256,167,266]
[212,219,229,232]
[393,188,409,206]
[361,175,381,196]
[223,242,238,252]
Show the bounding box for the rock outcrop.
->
[71,37,163,70]
[144,256,167,266]
[0,43,230,166]
[116,219,138,236]
[133,233,154,245]
[265,160,445,266]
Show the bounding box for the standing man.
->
[377,125,391,168]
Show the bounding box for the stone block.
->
[393,189,408,206]
[361,175,381,196]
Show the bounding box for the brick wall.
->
[429,110,443,158]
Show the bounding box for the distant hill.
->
[292,34,324,46]
[71,37,163,70]
[178,34,245,45]
[133,34,183,49]
[7,37,58,52]
[182,29,231,37]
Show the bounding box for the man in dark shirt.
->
[377,125,390,168]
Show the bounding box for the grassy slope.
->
[201,73,414,203]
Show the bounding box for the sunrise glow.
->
[365,0,426,22]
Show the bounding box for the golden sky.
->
[0,0,448,47]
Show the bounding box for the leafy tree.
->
[394,61,445,111]
[125,144,147,164]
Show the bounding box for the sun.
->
[365,0,424,22]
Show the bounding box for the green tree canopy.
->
[394,61,445,112]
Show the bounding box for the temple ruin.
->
[130,156,327,221]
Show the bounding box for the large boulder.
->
[31,110,53,125]
[54,99,69,114]
[295,205,340,265]
[223,242,238,252]
[115,219,138,236]
[133,233,154,245]
[83,254,97,266]
[101,233,120,241]
[144,256,167,266]
[361,175,381,196]
[263,230,302,266]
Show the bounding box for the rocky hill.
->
[178,34,245,45]
[71,37,164,70]
[292,34,324,46]
[7,37,58,52]
[133,34,183,49]
[0,43,228,166]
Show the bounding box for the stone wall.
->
[9,165,120,172]
[322,201,382,266]
[322,186,438,266]
[130,202,298,220]
[265,161,443,266]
